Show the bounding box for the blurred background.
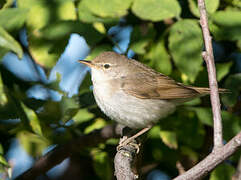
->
[0,0,240,179]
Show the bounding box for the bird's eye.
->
[103,64,110,69]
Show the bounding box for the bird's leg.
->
[117,126,152,152]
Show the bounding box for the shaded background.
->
[0,0,241,179]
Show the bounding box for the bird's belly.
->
[93,85,176,129]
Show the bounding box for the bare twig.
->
[15,124,122,180]
[174,132,241,180]
[198,0,223,149]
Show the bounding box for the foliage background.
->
[0,0,241,179]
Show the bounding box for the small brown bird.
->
[79,51,226,147]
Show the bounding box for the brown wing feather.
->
[121,72,202,100]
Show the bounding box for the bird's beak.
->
[78,60,93,67]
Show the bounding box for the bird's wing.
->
[121,72,201,100]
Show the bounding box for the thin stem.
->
[198,0,223,149]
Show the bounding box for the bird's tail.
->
[192,87,230,95]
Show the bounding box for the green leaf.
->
[72,108,95,124]
[191,107,241,140]
[210,10,241,41]
[17,0,76,30]
[210,164,235,180]
[0,26,23,59]
[222,111,241,140]
[84,118,107,134]
[40,21,103,46]
[27,20,103,68]
[60,95,79,123]
[0,144,8,167]
[183,98,201,106]
[222,73,241,106]
[191,107,213,126]
[160,110,205,149]
[188,0,219,17]
[216,62,233,81]
[212,10,241,27]
[17,131,49,156]
[91,149,112,180]
[21,103,43,135]
[0,8,28,31]
[159,130,178,149]
[132,0,181,21]
[148,125,161,139]
[145,39,172,75]
[130,23,156,54]
[169,19,203,82]
[0,0,13,9]
[0,155,8,167]
[0,74,7,106]
[17,0,77,68]
[78,0,119,23]
[82,0,132,18]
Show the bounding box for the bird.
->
[78,51,226,148]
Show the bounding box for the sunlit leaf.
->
[188,0,219,17]
[0,155,8,167]
[159,130,178,149]
[145,38,172,75]
[0,26,23,59]
[78,0,119,23]
[210,164,235,180]
[82,0,132,18]
[0,8,28,31]
[148,125,161,139]
[0,0,13,9]
[169,19,203,82]
[17,131,49,156]
[132,0,181,21]
[72,108,94,124]
[0,144,8,167]
[17,0,77,68]
[93,22,106,34]
[84,118,107,134]
[0,74,7,105]
[21,102,43,135]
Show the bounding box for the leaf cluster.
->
[0,0,241,179]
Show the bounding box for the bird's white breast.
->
[92,79,176,129]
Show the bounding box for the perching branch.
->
[174,132,241,180]
[114,143,139,180]
[15,124,122,180]
[198,0,223,149]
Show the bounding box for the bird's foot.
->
[117,136,141,153]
